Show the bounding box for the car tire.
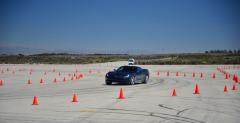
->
[143,75,149,84]
[106,82,112,85]
[129,77,135,85]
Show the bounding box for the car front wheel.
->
[129,77,135,85]
[106,81,112,85]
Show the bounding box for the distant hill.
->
[0,53,239,64]
[0,46,49,55]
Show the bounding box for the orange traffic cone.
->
[80,74,83,78]
[233,74,237,82]
[235,76,239,83]
[225,74,229,79]
[172,88,177,96]
[224,85,228,92]
[58,72,61,76]
[71,76,74,80]
[0,80,3,86]
[194,84,200,94]
[232,84,236,90]
[63,77,67,82]
[27,79,32,84]
[212,73,216,78]
[53,78,57,83]
[77,74,81,79]
[40,78,44,84]
[200,73,203,78]
[193,72,195,78]
[32,96,39,105]
[233,74,236,80]
[72,93,78,102]
[157,71,160,76]
[176,72,179,76]
[118,88,125,99]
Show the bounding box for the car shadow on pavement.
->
[102,83,142,86]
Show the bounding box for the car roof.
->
[121,66,140,68]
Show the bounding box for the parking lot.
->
[0,62,239,123]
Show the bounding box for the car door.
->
[136,68,143,82]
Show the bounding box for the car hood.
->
[107,71,131,77]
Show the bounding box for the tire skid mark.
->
[176,108,192,116]
[74,79,168,122]
[0,86,114,100]
[75,78,194,122]
[0,112,73,122]
[82,117,154,123]
[175,95,240,118]
[158,104,178,111]
[158,104,192,116]
[90,108,204,123]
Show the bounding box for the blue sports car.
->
[105,66,150,85]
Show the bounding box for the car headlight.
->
[106,73,109,77]
[124,74,130,78]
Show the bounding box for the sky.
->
[0,0,240,54]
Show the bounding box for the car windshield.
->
[117,66,137,73]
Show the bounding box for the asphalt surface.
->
[0,62,240,123]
